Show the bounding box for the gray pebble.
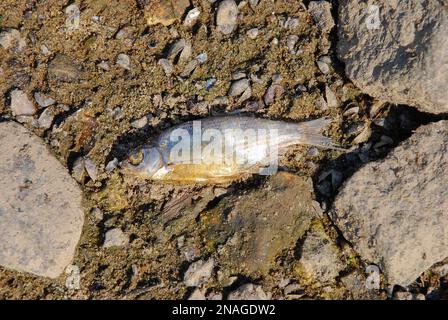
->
[34,92,56,108]
[105,158,119,172]
[158,59,174,76]
[247,28,259,39]
[103,228,129,248]
[37,106,56,129]
[229,78,250,97]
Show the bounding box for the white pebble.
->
[184,8,200,27]
[229,78,250,97]
[216,0,239,35]
[10,89,36,116]
[103,228,129,248]
[84,158,98,181]
[37,107,55,129]
[317,60,330,74]
[0,29,26,52]
[158,59,173,75]
[247,28,259,39]
[325,86,338,108]
[131,115,148,129]
[65,265,81,290]
[116,53,131,70]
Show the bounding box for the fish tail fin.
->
[296,117,346,151]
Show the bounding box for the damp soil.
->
[0,0,442,299]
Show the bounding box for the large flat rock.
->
[204,172,320,277]
[0,122,84,278]
[337,0,448,114]
[331,121,448,286]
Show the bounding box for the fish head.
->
[120,146,164,178]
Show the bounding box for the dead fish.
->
[121,116,341,184]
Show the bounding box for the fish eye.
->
[128,149,144,166]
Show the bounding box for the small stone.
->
[37,106,56,129]
[247,28,259,39]
[91,207,104,221]
[34,92,56,108]
[47,54,82,82]
[196,52,208,63]
[131,116,148,129]
[188,288,206,300]
[10,89,36,116]
[72,157,86,183]
[245,101,261,112]
[191,101,209,115]
[308,1,335,32]
[180,60,199,77]
[394,291,426,300]
[325,86,338,108]
[158,59,174,75]
[211,96,229,106]
[264,84,284,105]
[340,270,378,300]
[229,78,250,97]
[285,17,300,30]
[206,78,217,90]
[183,258,215,287]
[206,291,223,300]
[238,87,252,104]
[65,4,80,31]
[278,278,291,288]
[286,35,299,54]
[216,0,239,35]
[228,284,270,300]
[116,53,131,70]
[317,59,330,74]
[184,8,200,27]
[84,158,98,181]
[115,27,132,41]
[105,158,119,172]
[249,0,259,8]
[352,125,372,145]
[65,265,81,290]
[145,0,190,26]
[296,84,308,93]
[167,39,192,64]
[0,29,26,52]
[284,283,305,298]
[272,73,282,84]
[103,228,129,248]
[231,71,246,80]
[343,106,360,117]
[40,45,51,56]
[97,61,110,71]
